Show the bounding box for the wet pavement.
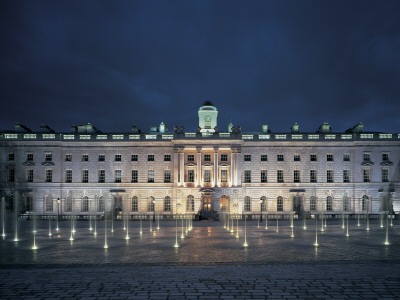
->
[1,217,400,299]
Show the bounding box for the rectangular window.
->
[327,154,334,161]
[26,153,34,161]
[244,154,251,162]
[310,170,317,183]
[164,170,171,183]
[65,170,72,183]
[147,154,154,162]
[8,169,15,182]
[261,154,268,162]
[277,154,284,162]
[277,170,284,183]
[294,155,301,162]
[261,170,268,183]
[115,170,121,183]
[8,153,15,161]
[187,154,195,162]
[382,169,389,182]
[148,170,154,183]
[188,170,195,183]
[131,170,138,183]
[45,153,52,161]
[204,170,211,182]
[221,169,228,182]
[131,154,138,161]
[164,154,171,161]
[363,152,371,161]
[363,169,370,182]
[82,154,89,162]
[343,170,350,183]
[46,169,53,182]
[204,154,211,162]
[98,170,105,183]
[98,154,105,161]
[310,154,317,161]
[65,154,72,161]
[244,170,251,183]
[82,169,89,183]
[343,154,350,161]
[310,197,316,211]
[27,169,33,182]
[327,170,334,183]
[221,154,228,162]
[115,154,122,161]
[294,170,300,183]
[382,153,389,161]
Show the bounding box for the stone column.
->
[179,149,184,186]
[173,147,179,186]
[231,148,236,187]
[236,148,242,186]
[214,147,218,187]
[197,147,202,187]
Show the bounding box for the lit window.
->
[115,170,121,183]
[244,170,251,183]
[204,170,211,182]
[148,170,154,183]
[186,195,195,212]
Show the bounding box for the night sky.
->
[1,1,399,134]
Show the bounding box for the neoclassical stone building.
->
[1,101,399,219]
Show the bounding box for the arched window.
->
[220,195,229,211]
[45,195,53,212]
[65,196,72,212]
[187,195,195,212]
[164,196,171,212]
[98,196,104,212]
[148,196,155,212]
[326,196,333,211]
[260,196,266,212]
[343,196,349,212]
[244,196,251,212]
[362,195,369,211]
[82,196,89,212]
[277,196,283,211]
[131,196,138,212]
[310,196,316,211]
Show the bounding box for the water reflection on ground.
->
[0,218,399,265]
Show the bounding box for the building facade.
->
[1,102,399,219]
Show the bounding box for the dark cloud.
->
[1,0,399,133]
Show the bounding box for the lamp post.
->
[152,199,156,223]
[259,199,263,223]
[56,198,60,231]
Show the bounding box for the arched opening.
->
[131,196,138,212]
[220,195,229,211]
[277,196,283,212]
[187,195,195,212]
[45,195,53,212]
[164,196,171,212]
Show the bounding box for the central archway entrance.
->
[200,189,214,219]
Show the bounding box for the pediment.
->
[41,161,55,166]
[361,161,374,166]
[23,161,36,166]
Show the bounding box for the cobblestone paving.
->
[1,262,400,299]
